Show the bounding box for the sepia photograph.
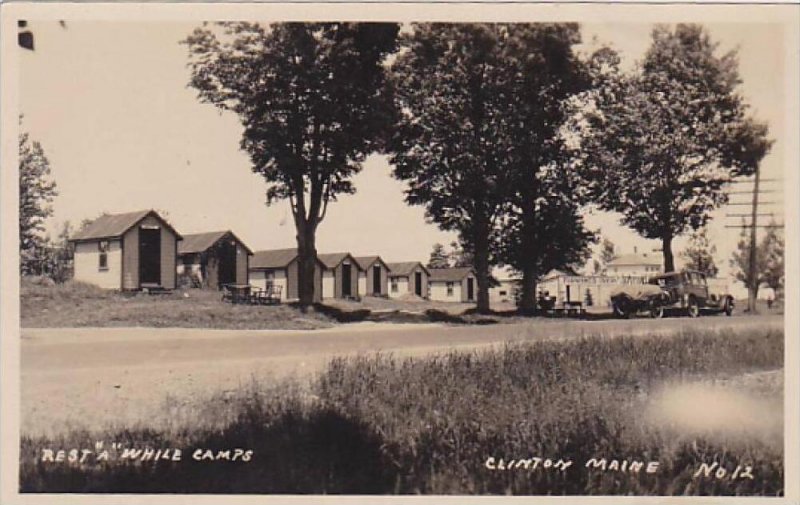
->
[1,2,798,503]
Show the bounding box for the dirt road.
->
[21,315,782,435]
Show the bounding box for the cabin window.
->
[391,278,398,293]
[98,240,109,271]
[446,282,454,296]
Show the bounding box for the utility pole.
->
[747,164,760,313]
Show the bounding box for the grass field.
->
[21,279,334,329]
[20,327,783,495]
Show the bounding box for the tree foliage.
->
[680,227,718,277]
[761,222,784,299]
[184,22,399,305]
[427,243,450,269]
[19,129,58,275]
[390,23,597,313]
[389,24,519,312]
[490,24,599,312]
[729,220,767,298]
[566,24,773,273]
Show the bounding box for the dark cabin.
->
[177,231,252,289]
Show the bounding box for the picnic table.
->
[221,284,283,305]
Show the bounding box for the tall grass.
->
[20,328,783,495]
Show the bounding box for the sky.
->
[19,21,786,294]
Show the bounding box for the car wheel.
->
[687,297,700,318]
[650,304,664,319]
[613,301,629,319]
[724,298,733,316]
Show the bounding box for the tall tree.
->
[184,23,398,307]
[493,24,599,313]
[427,243,450,269]
[761,221,784,300]
[389,24,517,313]
[567,24,772,273]
[681,227,718,277]
[19,129,58,275]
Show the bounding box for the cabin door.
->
[467,278,474,301]
[342,263,352,297]
[414,271,422,297]
[216,240,237,288]
[139,227,161,286]
[373,265,381,295]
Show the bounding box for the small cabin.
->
[386,262,430,299]
[177,231,252,289]
[428,267,477,303]
[318,253,361,300]
[70,210,181,290]
[249,248,325,302]
[354,256,391,297]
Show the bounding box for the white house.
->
[605,252,663,278]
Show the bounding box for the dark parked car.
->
[611,270,734,318]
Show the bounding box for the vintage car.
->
[610,270,734,318]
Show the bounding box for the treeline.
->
[183,22,771,313]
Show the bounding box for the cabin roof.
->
[70,210,181,242]
[178,231,253,255]
[428,267,475,282]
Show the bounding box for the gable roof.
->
[70,210,181,242]
[317,252,355,269]
[386,262,429,277]
[250,248,299,270]
[353,255,389,271]
[178,231,253,255]
[607,253,663,267]
[429,267,475,282]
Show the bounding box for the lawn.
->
[20,278,334,330]
[20,327,784,495]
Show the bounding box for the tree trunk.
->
[295,220,319,309]
[518,263,537,315]
[473,217,491,314]
[662,233,675,273]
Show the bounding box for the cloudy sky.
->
[19,20,786,293]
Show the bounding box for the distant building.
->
[428,267,476,303]
[489,266,521,304]
[353,256,391,297]
[605,253,663,277]
[386,262,430,299]
[177,231,252,289]
[249,248,324,302]
[70,209,181,290]
[318,253,361,300]
[539,269,650,309]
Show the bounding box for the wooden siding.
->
[122,226,139,289]
[236,243,248,285]
[73,240,122,289]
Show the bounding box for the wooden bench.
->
[250,285,283,305]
